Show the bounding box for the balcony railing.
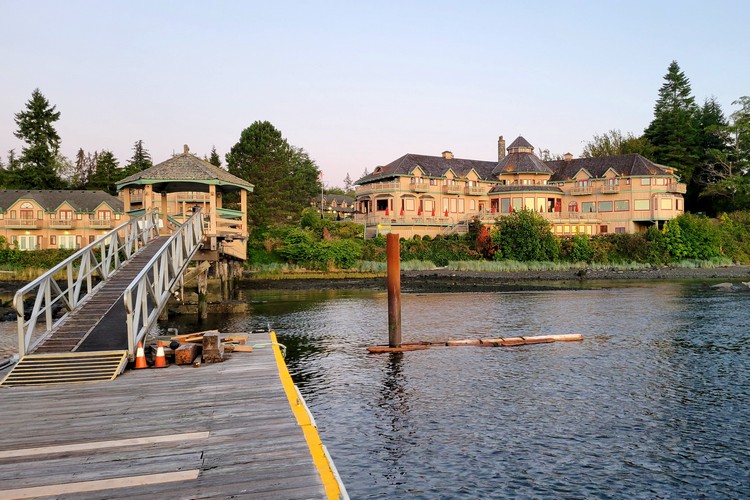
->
[411,183,429,192]
[442,185,462,194]
[5,218,39,229]
[464,185,485,196]
[599,185,620,194]
[666,183,687,194]
[49,219,74,228]
[570,186,593,196]
[356,181,401,194]
[90,218,113,228]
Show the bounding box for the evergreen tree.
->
[10,88,65,189]
[343,173,353,192]
[87,151,121,195]
[693,97,729,213]
[209,146,221,167]
[644,61,700,206]
[226,121,322,227]
[123,140,152,176]
[72,148,93,189]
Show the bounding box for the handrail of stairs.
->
[124,209,205,359]
[13,209,161,357]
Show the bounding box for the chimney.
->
[184,144,190,154]
[563,152,573,161]
[498,136,506,160]
[442,150,453,160]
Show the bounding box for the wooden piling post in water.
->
[387,233,401,348]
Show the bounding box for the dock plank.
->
[0,333,329,499]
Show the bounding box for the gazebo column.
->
[160,192,168,230]
[143,184,153,211]
[123,188,131,213]
[208,184,217,235]
[240,190,247,238]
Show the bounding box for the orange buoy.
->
[153,340,169,368]
[135,342,148,369]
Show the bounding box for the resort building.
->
[312,194,356,219]
[0,190,125,250]
[354,136,686,239]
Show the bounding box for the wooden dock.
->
[0,332,343,499]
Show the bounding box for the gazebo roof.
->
[116,148,254,194]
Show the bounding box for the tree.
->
[10,88,65,189]
[123,140,152,176]
[492,209,560,261]
[700,96,750,212]
[226,121,322,227]
[644,61,700,205]
[209,146,221,167]
[87,151,121,195]
[581,129,655,158]
[343,173,353,192]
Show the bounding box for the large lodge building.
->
[354,136,686,239]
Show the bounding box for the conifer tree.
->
[124,140,152,176]
[644,62,701,206]
[11,89,65,189]
[209,146,221,167]
[88,151,121,195]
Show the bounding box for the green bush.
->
[561,234,595,263]
[493,209,560,262]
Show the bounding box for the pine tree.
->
[124,140,152,176]
[644,61,700,205]
[343,173,353,192]
[72,148,90,189]
[209,146,221,167]
[11,89,65,189]
[88,151,121,195]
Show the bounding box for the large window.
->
[660,198,672,210]
[404,198,415,211]
[376,199,389,211]
[634,199,650,211]
[615,200,629,211]
[18,235,36,251]
[501,198,510,213]
[641,178,651,185]
[582,202,596,213]
[59,235,75,249]
[598,201,613,212]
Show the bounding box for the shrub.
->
[493,209,560,262]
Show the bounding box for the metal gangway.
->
[1,209,204,386]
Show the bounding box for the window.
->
[582,202,596,213]
[568,201,579,212]
[442,199,449,212]
[37,210,43,219]
[641,178,651,185]
[600,225,608,234]
[449,199,457,212]
[59,235,75,249]
[18,235,36,251]
[469,200,476,211]
[598,201,613,212]
[660,198,672,210]
[89,236,95,244]
[50,235,56,245]
[615,227,626,234]
[634,199,650,211]
[676,199,682,211]
[615,200,629,211]
[404,198,415,211]
[512,198,522,211]
[429,179,437,185]
[457,199,465,213]
[424,199,434,212]
[376,199,389,211]
[501,198,510,213]
[524,197,534,209]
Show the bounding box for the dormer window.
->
[373,166,383,174]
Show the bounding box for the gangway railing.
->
[124,209,204,359]
[14,210,161,357]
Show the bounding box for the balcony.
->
[442,185,462,194]
[464,186,484,196]
[570,186,593,196]
[599,185,620,194]
[356,181,400,195]
[666,183,687,194]
[49,219,74,229]
[90,218,113,229]
[5,218,39,229]
[411,183,429,192]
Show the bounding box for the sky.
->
[1,0,749,188]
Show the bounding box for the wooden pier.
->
[0,332,343,499]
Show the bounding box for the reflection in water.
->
[159,282,750,499]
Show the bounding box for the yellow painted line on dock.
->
[0,431,210,459]
[271,331,344,500]
[0,469,200,500]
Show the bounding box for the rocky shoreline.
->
[246,265,750,293]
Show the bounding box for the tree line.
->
[582,61,749,215]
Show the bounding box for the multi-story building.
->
[354,136,686,238]
[311,194,356,219]
[0,190,125,250]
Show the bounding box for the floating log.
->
[478,334,583,347]
[446,339,482,346]
[367,345,430,354]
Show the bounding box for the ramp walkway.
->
[2,209,204,386]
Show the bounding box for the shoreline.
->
[246,265,750,292]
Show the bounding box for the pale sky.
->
[2,0,748,188]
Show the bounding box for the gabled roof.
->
[117,152,253,192]
[320,194,355,205]
[546,154,674,181]
[0,190,124,212]
[355,153,497,185]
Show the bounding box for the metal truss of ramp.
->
[0,351,128,387]
[10,209,205,385]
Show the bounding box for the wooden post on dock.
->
[387,233,401,348]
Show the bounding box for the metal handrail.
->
[14,209,161,357]
[124,209,204,358]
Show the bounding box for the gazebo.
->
[116,145,253,261]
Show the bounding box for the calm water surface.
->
[163,281,750,499]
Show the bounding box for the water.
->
[161,282,750,498]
